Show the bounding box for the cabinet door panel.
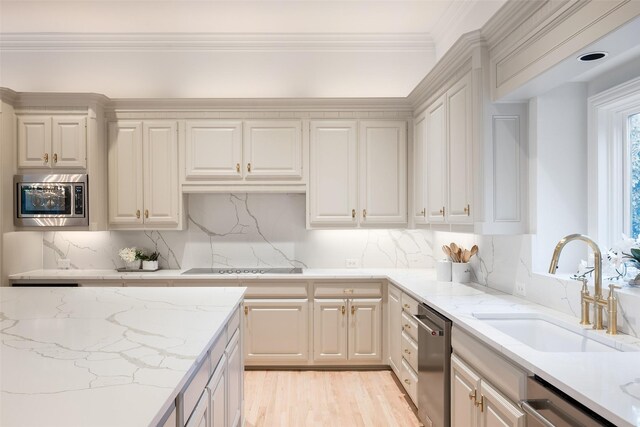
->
[359,121,407,225]
[185,392,208,427]
[227,332,242,427]
[313,299,348,362]
[108,121,143,225]
[447,72,473,223]
[387,286,402,374]
[348,298,382,362]
[426,96,447,222]
[413,114,428,224]
[451,354,481,427]
[309,121,358,226]
[143,121,179,226]
[479,381,525,427]
[18,116,51,168]
[244,299,309,364]
[185,120,242,180]
[207,355,227,427]
[244,120,302,179]
[52,116,86,168]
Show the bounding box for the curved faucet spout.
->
[548,234,602,298]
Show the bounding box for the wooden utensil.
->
[470,245,478,258]
[442,245,452,260]
[457,247,463,263]
[449,243,459,262]
[462,249,471,263]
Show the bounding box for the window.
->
[630,112,640,238]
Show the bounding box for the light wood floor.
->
[244,370,422,427]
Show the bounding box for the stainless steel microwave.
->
[14,174,88,227]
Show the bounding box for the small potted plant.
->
[140,251,160,271]
[119,247,144,270]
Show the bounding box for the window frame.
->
[588,76,640,248]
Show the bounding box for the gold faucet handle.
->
[607,284,621,297]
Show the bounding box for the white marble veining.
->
[0,286,245,427]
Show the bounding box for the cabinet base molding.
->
[245,365,390,371]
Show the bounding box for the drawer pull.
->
[474,395,484,412]
[53,153,58,163]
[351,305,356,315]
[136,210,141,219]
[469,390,476,401]
[43,153,49,163]
[403,304,410,309]
[236,163,240,173]
[404,349,411,355]
[404,379,410,385]
[404,324,410,330]
[341,305,345,315]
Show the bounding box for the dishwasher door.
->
[416,303,452,427]
[522,377,614,427]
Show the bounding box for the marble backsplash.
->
[33,193,640,337]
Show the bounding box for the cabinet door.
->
[348,298,382,362]
[309,121,358,226]
[185,391,209,427]
[313,299,348,362]
[412,114,428,224]
[52,116,86,168]
[426,95,447,223]
[451,354,481,427]
[143,121,179,226]
[243,120,302,180]
[447,72,474,223]
[108,121,143,225]
[226,331,242,427]
[359,120,407,225]
[244,299,309,364]
[185,120,243,180]
[18,116,51,168]
[207,355,227,427]
[479,381,525,427]
[387,286,402,374]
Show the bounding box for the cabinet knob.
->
[419,209,425,217]
[464,204,470,216]
[144,209,149,219]
[43,153,49,164]
[247,163,252,172]
[136,210,140,219]
[236,163,240,173]
[53,153,58,164]
[404,379,411,385]
[362,209,367,219]
[352,209,356,219]
[440,206,445,217]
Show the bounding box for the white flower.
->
[118,247,137,263]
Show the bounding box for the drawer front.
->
[314,282,382,298]
[243,282,308,298]
[79,281,124,287]
[401,292,419,314]
[401,311,418,342]
[401,358,418,405]
[182,356,210,425]
[401,330,418,372]
[227,306,240,339]
[172,281,238,287]
[124,281,170,287]
[209,329,227,374]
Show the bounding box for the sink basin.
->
[472,313,636,352]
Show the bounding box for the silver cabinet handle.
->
[413,313,443,336]
[520,400,562,427]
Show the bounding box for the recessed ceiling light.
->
[577,51,608,62]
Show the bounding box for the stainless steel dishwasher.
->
[415,303,452,427]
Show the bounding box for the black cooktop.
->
[181,267,303,275]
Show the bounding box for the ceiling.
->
[0,0,507,98]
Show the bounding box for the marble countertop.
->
[0,286,245,427]
[8,268,640,425]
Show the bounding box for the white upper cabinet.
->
[185,120,242,180]
[108,121,143,226]
[108,120,181,229]
[359,121,407,225]
[425,95,447,223]
[18,115,86,169]
[143,121,179,226]
[447,72,473,224]
[412,114,427,225]
[309,121,358,226]
[308,119,407,228]
[243,120,302,180]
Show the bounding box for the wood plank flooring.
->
[244,370,422,427]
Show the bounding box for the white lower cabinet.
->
[451,354,525,427]
[226,331,242,427]
[387,285,402,374]
[185,392,209,427]
[243,299,309,365]
[206,355,227,427]
[313,298,382,364]
[388,288,419,406]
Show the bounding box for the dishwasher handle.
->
[520,399,561,427]
[413,314,444,337]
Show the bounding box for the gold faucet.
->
[548,234,620,334]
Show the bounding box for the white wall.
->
[530,83,589,274]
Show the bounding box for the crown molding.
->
[430,0,477,52]
[0,87,18,105]
[107,97,412,113]
[407,30,485,109]
[0,32,435,53]
[9,91,111,109]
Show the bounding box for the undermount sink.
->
[472,312,637,353]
